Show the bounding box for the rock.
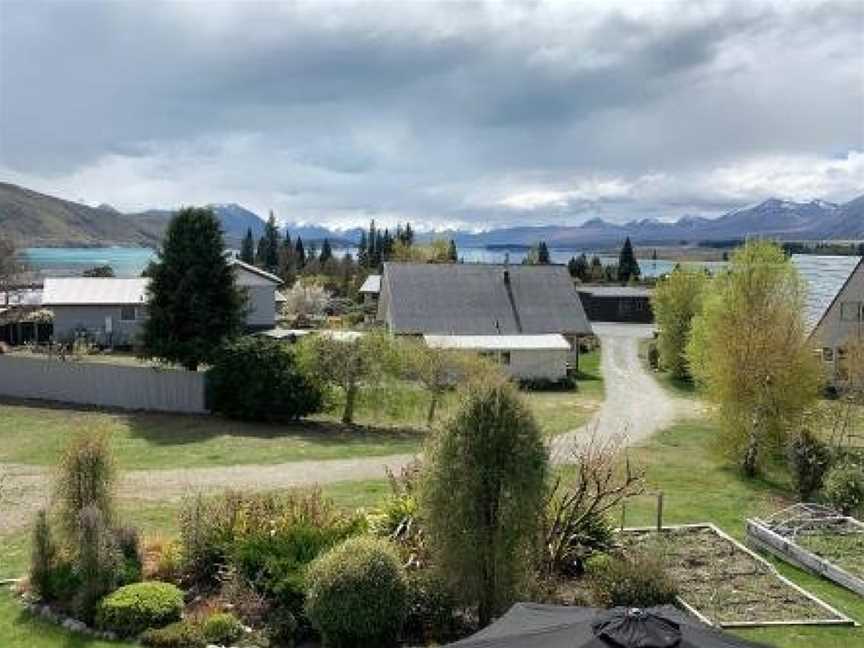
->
[62,617,87,633]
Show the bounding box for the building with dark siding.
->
[577,286,654,323]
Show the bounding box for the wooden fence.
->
[0,355,207,414]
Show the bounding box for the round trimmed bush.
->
[824,462,864,515]
[201,612,244,645]
[95,581,184,637]
[207,336,323,421]
[305,536,408,647]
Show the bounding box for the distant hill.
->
[2,181,861,249]
[0,182,161,247]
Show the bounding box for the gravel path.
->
[550,323,698,463]
[1,323,696,534]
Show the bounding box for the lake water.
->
[21,246,726,278]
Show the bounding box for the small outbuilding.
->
[577,285,653,323]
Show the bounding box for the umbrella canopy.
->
[445,604,773,648]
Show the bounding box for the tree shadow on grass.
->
[121,410,426,449]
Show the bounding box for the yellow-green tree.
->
[652,267,709,380]
[687,241,823,476]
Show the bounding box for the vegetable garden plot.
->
[747,503,864,597]
[620,524,855,628]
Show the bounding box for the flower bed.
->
[620,524,854,627]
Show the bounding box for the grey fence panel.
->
[0,356,207,414]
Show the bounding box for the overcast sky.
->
[1,0,862,231]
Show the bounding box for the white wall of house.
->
[52,305,146,345]
[234,265,278,329]
[813,262,864,380]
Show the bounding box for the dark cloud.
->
[0,0,862,228]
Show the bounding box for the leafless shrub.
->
[543,430,645,576]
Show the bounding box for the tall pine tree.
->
[295,237,306,269]
[320,238,333,264]
[240,228,255,264]
[140,207,245,371]
[617,236,641,283]
[262,211,281,272]
[447,239,458,262]
[537,241,551,264]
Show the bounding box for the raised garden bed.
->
[620,523,855,628]
[747,503,864,598]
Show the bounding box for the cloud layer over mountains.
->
[1,1,862,230]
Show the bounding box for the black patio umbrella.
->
[445,604,774,648]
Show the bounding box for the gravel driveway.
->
[550,322,697,462]
[1,322,695,535]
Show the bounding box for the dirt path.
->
[1,323,697,534]
[550,323,698,463]
[1,454,416,535]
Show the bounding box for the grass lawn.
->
[617,420,864,648]
[0,350,603,470]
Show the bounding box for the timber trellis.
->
[0,355,207,414]
[747,503,864,598]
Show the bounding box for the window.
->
[120,306,137,321]
[822,347,834,362]
[840,302,862,322]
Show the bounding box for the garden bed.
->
[620,524,855,628]
[747,504,864,597]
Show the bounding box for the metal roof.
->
[791,254,863,331]
[0,288,43,307]
[424,334,571,351]
[230,259,282,284]
[42,278,149,306]
[381,263,592,336]
[577,285,653,298]
[359,274,381,294]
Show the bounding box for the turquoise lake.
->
[21,246,726,278]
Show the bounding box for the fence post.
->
[656,492,664,532]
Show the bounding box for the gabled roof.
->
[359,274,381,294]
[791,254,863,332]
[42,278,149,306]
[577,285,653,298]
[230,258,282,284]
[381,263,592,336]
[424,334,571,351]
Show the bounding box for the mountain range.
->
[1,181,862,249]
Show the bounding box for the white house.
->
[44,260,282,345]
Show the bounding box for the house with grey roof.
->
[577,285,654,323]
[792,254,864,382]
[377,263,593,380]
[43,260,283,346]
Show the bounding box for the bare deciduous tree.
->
[543,430,645,576]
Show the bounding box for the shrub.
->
[788,431,833,501]
[141,620,205,648]
[95,581,184,637]
[54,428,116,543]
[305,537,408,647]
[207,336,323,421]
[76,506,122,620]
[589,551,678,608]
[201,612,244,645]
[824,462,864,515]
[114,525,143,585]
[422,375,548,625]
[647,342,660,371]
[30,510,58,600]
[178,493,237,585]
[403,571,458,644]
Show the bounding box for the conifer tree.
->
[537,241,551,264]
[447,239,458,262]
[140,207,245,370]
[295,237,306,268]
[262,211,281,272]
[240,228,255,264]
[358,230,369,268]
[617,237,641,282]
[320,238,333,264]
